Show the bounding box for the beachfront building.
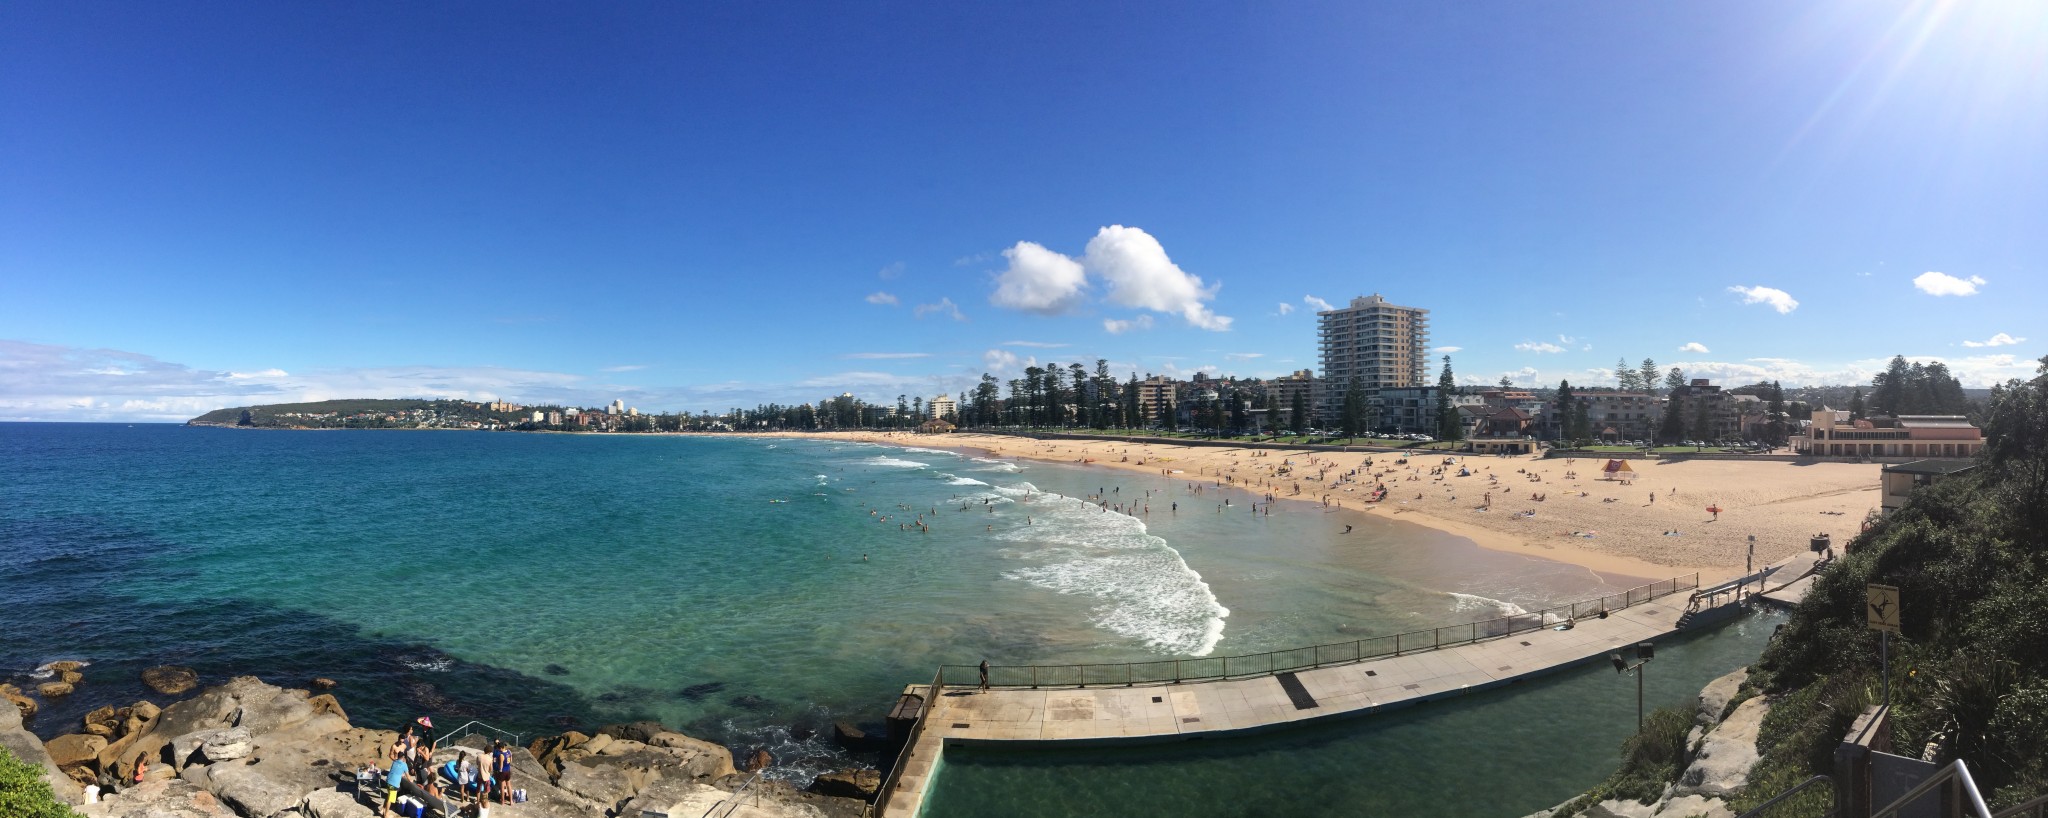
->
[1794,409,1986,459]
[1263,370,1317,421]
[1557,389,1660,441]
[1666,379,1742,441]
[927,394,957,422]
[1316,294,1429,422]
[1879,459,1978,515]
[1374,386,1484,435]
[1133,376,1179,426]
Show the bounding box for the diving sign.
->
[1866,584,1901,633]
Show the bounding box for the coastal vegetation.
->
[0,747,78,818]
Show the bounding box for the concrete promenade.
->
[878,592,1719,817]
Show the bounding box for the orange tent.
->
[1602,459,1636,483]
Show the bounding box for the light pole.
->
[1610,641,1657,730]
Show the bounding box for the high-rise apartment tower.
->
[1316,294,1430,420]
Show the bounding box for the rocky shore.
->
[1523,667,1771,818]
[3,672,875,818]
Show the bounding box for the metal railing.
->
[699,769,766,818]
[432,719,525,751]
[870,667,945,817]
[944,574,1700,689]
[1996,792,2048,818]
[1874,759,1994,818]
[1736,775,1836,818]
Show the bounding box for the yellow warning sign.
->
[1867,584,1901,633]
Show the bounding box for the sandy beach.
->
[777,431,1880,584]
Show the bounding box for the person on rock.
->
[492,742,514,805]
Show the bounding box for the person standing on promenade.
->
[979,659,990,690]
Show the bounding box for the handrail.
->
[701,769,767,818]
[1735,775,1835,818]
[432,719,524,752]
[870,666,945,817]
[1873,759,1994,818]
[946,573,1700,689]
[1994,791,2048,818]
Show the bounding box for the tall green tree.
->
[1617,358,1641,392]
[1664,367,1686,393]
[1436,355,1463,441]
[1340,378,1365,439]
[1639,359,1660,397]
[1555,380,1577,444]
[1983,356,2048,526]
[1289,389,1308,435]
[1849,388,1866,421]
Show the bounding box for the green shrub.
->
[0,746,81,818]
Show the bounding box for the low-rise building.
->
[1879,459,1977,515]
[1794,410,1985,458]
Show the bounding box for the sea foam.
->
[861,456,929,469]
[994,484,1229,656]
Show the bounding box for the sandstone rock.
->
[3,699,83,804]
[143,666,201,695]
[577,732,614,755]
[311,678,337,691]
[47,733,109,769]
[61,669,85,685]
[40,681,76,698]
[302,789,375,818]
[1675,696,1770,799]
[86,705,120,730]
[745,748,773,772]
[4,688,36,719]
[306,693,348,722]
[597,721,668,743]
[133,700,162,722]
[77,777,237,818]
[120,714,147,739]
[48,660,86,673]
[84,722,116,738]
[1695,667,1747,728]
[831,721,870,747]
[198,727,255,762]
[204,761,308,818]
[807,768,880,800]
[646,732,738,779]
[555,759,642,812]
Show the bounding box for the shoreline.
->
[743,431,1881,587]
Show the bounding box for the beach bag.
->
[514,788,527,803]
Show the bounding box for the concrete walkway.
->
[879,598,1702,817]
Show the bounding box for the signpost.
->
[1867,583,1900,710]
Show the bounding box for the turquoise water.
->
[3,423,1688,792]
[925,608,1785,818]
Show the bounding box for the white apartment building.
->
[928,394,958,420]
[1316,294,1430,420]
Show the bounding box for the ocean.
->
[2,423,1717,805]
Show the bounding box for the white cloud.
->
[1962,332,2025,348]
[841,352,932,360]
[1678,342,1711,353]
[1085,226,1231,331]
[1727,285,1799,314]
[988,241,1088,314]
[877,261,905,280]
[1002,340,1069,348]
[1912,271,1985,297]
[865,291,899,306]
[1225,352,1264,361]
[226,368,290,379]
[598,364,648,373]
[1275,302,1294,315]
[1558,334,1576,345]
[914,297,967,321]
[1103,315,1156,334]
[981,348,1037,376]
[953,252,993,267]
[1433,346,1463,354]
[1515,341,1567,354]
[1303,295,1335,312]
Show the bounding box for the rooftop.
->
[1881,459,1980,476]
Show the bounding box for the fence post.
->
[1395,633,1402,656]
[1175,659,1182,684]
[1434,628,1441,650]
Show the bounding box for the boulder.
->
[86,705,120,731]
[143,666,201,695]
[831,721,869,747]
[76,777,238,818]
[133,700,162,722]
[807,768,881,800]
[597,721,669,744]
[46,733,109,769]
[2,699,83,804]
[576,732,614,755]
[61,669,85,685]
[198,727,255,762]
[1694,667,1747,728]
[301,789,375,818]
[84,722,116,738]
[310,678,337,691]
[646,732,738,779]
[745,749,773,772]
[40,681,76,698]
[305,694,348,722]
[1675,696,1770,798]
[48,660,86,673]
[555,759,642,812]
[205,761,308,818]
[3,684,37,718]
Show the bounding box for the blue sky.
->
[3,1,2044,421]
